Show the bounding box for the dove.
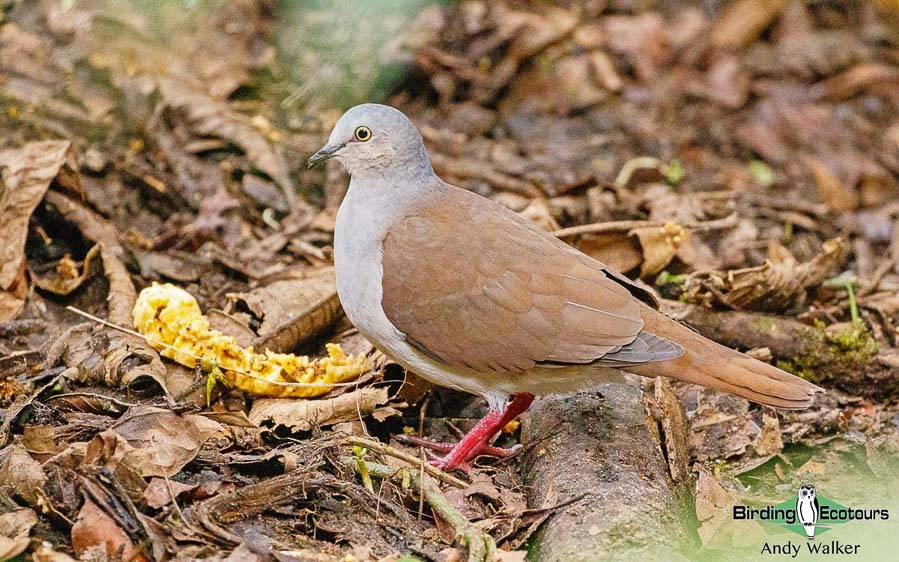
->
[308,103,821,472]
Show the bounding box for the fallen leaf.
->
[753,414,784,457]
[225,267,343,352]
[796,459,826,477]
[143,478,198,509]
[712,0,787,50]
[111,406,223,478]
[159,79,297,210]
[806,157,859,212]
[0,140,74,321]
[694,466,765,548]
[0,444,47,507]
[22,424,63,460]
[82,430,150,501]
[601,13,668,81]
[31,244,101,296]
[631,222,687,277]
[682,238,846,311]
[71,498,146,562]
[249,387,391,432]
[0,508,38,561]
[573,232,644,274]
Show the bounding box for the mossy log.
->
[665,302,894,397]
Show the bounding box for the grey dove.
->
[308,103,821,472]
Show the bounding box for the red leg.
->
[424,393,534,472]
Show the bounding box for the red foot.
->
[396,393,534,473]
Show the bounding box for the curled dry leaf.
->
[225,267,343,353]
[31,244,101,296]
[71,498,146,562]
[0,140,74,321]
[42,191,135,326]
[0,508,38,561]
[631,222,687,277]
[0,444,47,508]
[568,221,686,278]
[82,430,150,501]
[134,283,368,398]
[248,387,392,432]
[682,238,846,312]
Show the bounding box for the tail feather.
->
[628,305,822,409]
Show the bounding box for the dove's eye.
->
[354,126,372,142]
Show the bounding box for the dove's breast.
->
[333,177,509,405]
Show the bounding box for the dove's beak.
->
[307,142,346,168]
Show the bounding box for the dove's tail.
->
[629,305,822,409]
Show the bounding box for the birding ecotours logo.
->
[732,485,890,556]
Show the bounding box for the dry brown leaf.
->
[42,191,135,326]
[601,13,668,81]
[71,498,146,562]
[573,232,644,274]
[0,140,74,321]
[81,430,150,501]
[143,477,198,509]
[0,444,47,507]
[472,5,577,101]
[682,238,846,311]
[159,78,297,210]
[0,508,38,561]
[753,414,784,457]
[110,406,223,478]
[225,267,342,353]
[806,157,859,212]
[248,387,392,432]
[712,0,787,50]
[22,424,63,460]
[694,467,766,548]
[568,222,686,278]
[630,222,687,277]
[810,63,899,102]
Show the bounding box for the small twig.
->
[339,457,495,562]
[343,436,468,488]
[553,213,737,239]
[163,475,186,523]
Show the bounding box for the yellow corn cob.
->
[133,283,367,398]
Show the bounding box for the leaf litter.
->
[1,0,899,560]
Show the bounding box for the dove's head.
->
[308,103,433,177]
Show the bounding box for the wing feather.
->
[381,185,678,373]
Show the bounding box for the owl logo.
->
[797,484,820,540]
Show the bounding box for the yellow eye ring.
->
[354,126,372,142]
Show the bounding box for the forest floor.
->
[2,1,899,561]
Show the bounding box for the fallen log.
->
[665,302,895,397]
[521,380,697,562]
